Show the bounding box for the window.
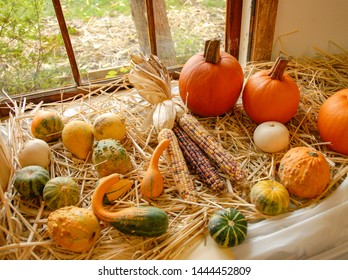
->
[0,0,279,118]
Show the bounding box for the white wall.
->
[271,0,348,59]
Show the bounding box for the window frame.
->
[0,0,278,118]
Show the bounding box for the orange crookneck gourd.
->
[140,139,170,198]
[91,174,168,237]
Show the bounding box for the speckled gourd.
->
[47,206,101,252]
[92,139,132,178]
[278,147,331,199]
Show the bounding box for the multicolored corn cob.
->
[178,113,246,184]
[158,128,198,202]
[172,126,227,193]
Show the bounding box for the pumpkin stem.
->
[204,38,221,64]
[268,56,289,80]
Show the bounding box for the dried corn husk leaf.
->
[153,100,176,133]
[128,53,176,130]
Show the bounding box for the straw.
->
[1,49,348,260]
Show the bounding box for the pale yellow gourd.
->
[18,139,51,168]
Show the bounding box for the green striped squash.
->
[208,208,247,248]
[250,180,290,216]
[43,177,80,210]
[109,206,169,237]
[31,110,65,143]
[13,165,50,198]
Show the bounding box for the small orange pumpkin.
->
[278,147,331,199]
[179,38,244,117]
[31,110,65,142]
[317,89,348,155]
[242,56,300,124]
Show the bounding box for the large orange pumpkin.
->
[242,56,300,124]
[317,89,348,155]
[179,39,244,117]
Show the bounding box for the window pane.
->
[162,0,227,67]
[0,0,72,95]
[58,0,138,81]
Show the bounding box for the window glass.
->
[0,0,227,96]
[163,0,226,66]
[0,0,71,95]
[58,0,138,82]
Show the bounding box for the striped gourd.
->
[208,208,247,247]
[178,113,246,184]
[250,180,290,216]
[43,177,80,209]
[31,110,65,143]
[13,165,50,198]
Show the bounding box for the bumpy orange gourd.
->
[140,139,170,198]
[242,56,300,124]
[317,89,348,155]
[278,147,331,199]
[31,110,65,142]
[47,206,101,253]
[179,39,244,117]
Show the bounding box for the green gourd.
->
[13,165,50,198]
[208,208,247,247]
[43,177,80,209]
[92,139,132,178]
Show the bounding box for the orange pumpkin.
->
[278,147,331,199]
[317,89,348,155]
[242,56,300,124]
[179,39,244,117]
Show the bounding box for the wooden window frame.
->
[0,0,278,118]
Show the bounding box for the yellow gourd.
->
[140,139,170,198]
[92,112,127,141]
[62,120,94,160]
[18,139,51,168]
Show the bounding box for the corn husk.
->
[128,53,177,132]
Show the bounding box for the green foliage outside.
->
[1,0,225,96]
[0,0,69,95]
